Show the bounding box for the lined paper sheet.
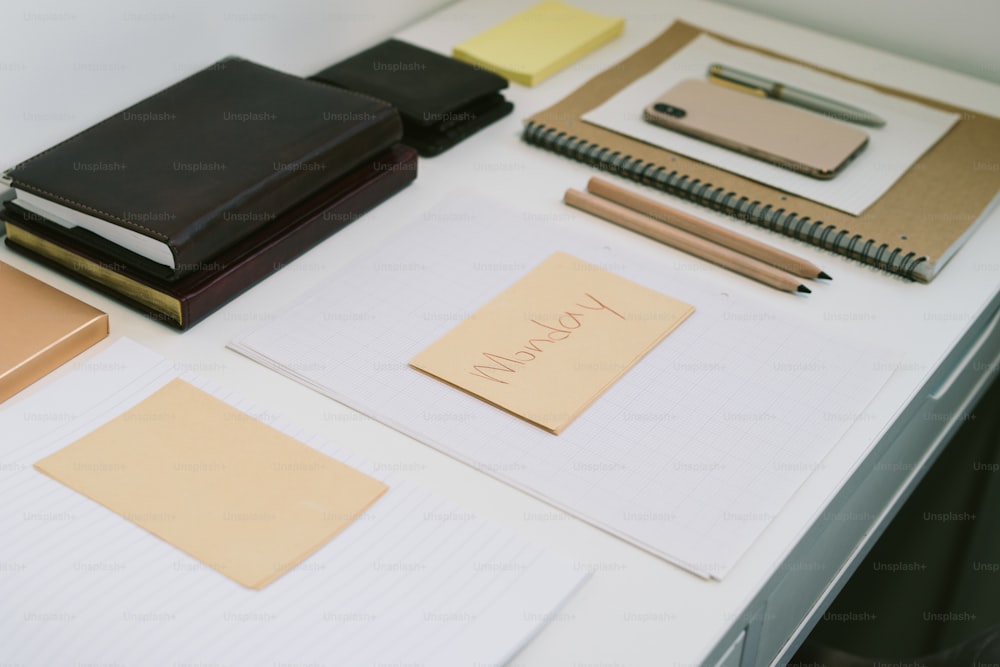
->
[230,192,898,579]
[0,338,586,666]
[583,34,959,216]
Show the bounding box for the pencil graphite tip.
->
[818,271,832,280]
[797,285,812,294]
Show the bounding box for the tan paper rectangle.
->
[410,252,694,433]
[35,378,388,589]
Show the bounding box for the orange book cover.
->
[0,261,108,403]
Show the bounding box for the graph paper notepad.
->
[0,338,586,666]
[231,192,897,579]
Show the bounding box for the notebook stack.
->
[2,56,417,329]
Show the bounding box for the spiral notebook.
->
[523,21,1000,282]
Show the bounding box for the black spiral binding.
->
[523,121,927,280]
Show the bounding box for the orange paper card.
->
[35,378,388,589]
[410,252,695,433]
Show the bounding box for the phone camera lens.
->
[654,103,686,118]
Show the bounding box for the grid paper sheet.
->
[0,338,586,666]
[231,191,897,579]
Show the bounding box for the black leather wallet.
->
[311,39,514,157]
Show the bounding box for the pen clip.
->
[708,72,767,98]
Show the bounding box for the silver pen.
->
[708,63,886,128]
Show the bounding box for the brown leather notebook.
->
[3,145,417,330]
[4,56,402,282]
[0,261,108,403]
[523,21,1000,282]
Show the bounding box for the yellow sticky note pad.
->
[35,379,388,589]
[411,253,694,433]
[453,1,624,86]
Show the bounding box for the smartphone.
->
[643,79,869,179]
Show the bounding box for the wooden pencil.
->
[586,177,830,280]
[564,188,811,294]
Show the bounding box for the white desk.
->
[3,1,1000,665]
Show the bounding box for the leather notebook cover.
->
[311,39,513,156]
[7,56,403,280]
[0,261,108,403]
[3,145,417,330]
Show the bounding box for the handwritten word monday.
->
[470,293,624,384]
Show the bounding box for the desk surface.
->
[3,1,1000,665]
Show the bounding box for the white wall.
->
[709,0,1000,84]
[1,0,456,167]
[3,0,998,170]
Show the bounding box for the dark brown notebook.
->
[3,145,417,330]
[4,56,403,281]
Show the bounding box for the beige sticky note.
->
[35,378,388,589]
[411,252,695,433]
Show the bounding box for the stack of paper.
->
[230,191,898,579]
[0,338,586,665]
